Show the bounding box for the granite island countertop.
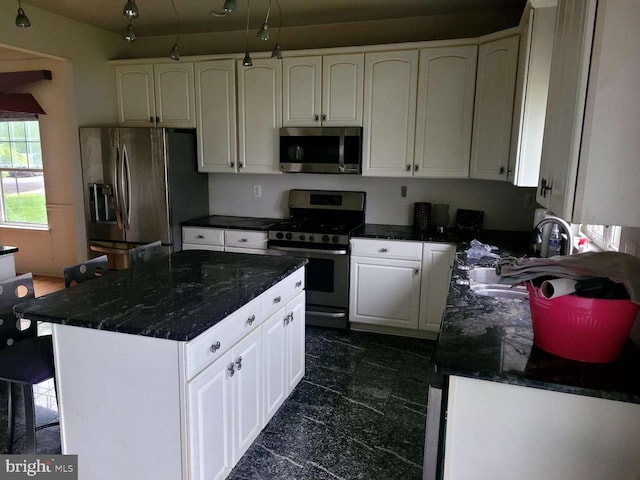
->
[15,250,307,341]
[435,240,640,405]
[181,215,281,231]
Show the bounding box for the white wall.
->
[208,173,538,231]
[0,0,126,275]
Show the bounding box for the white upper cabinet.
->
[237,59,282,174]
[195,60,237,173]
[115,63,196,128]
[470,35,519,181]
[509,4,557,187]
[538,0,640,227]
[362,50,419,177]
[414,45,477,178]
[282,54,364,127]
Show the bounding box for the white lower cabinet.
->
[350,238,455,336]
[419,243,456,333]
[263,291,305,424]
[182,226,267,254]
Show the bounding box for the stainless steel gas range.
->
[267,189,366,329]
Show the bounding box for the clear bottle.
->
[548,224,562,257]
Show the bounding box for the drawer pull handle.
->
[227,363,235,377]
[295,280,302,288]
[288,312,294,323]
[273,295,281,304]
[246,314,256,326]
[379,248,388,253]
[283,313,290,326]
[210,341,221,353]
[414,268,420,275]
[197,235,205,239]
[235,356,243,370]
[239,238,248,243]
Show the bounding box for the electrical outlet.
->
[253,185,262,198]
[625,240,637,256]
[400,185,408,202]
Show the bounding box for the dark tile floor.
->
[228,327,436,480]
[1,326,436,479]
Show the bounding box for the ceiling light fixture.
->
[242,0,253,66]
[124,21,136,42]
[15,0,31,28]
[224,0,239,14]
[256,0,271,41]
[168,0,181,61]
[122,0,139,19]
[271,0,283,59]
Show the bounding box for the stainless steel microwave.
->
[279,127,362,174]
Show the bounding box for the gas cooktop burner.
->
[268,220,362,246]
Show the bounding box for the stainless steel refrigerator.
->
[79,127,208,269]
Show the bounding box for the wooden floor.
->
[32,275,66,297]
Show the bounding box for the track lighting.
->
[224,0,238,14]
[124,22,136,42]
[169,44,180,61]
[15,0,31,28]
[271,43,282,59]
[256,0,271,41]
[242,0,253,66]
[122,0,139,19]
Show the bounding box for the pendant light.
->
[124,22,136,42]
[270,0,283,59]
[168,0,181,61]
[242,0,253,66]
[122,0,139,19]
[15,0,31,28]
[256,0,271,41]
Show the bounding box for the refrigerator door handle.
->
[122,143,132,230]
[113,139,124,231]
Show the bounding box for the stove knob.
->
[299,235,306,241]
[322,235,330,243]
[332,235,339,243]
[276,232,284,239]
[309,236,315,242]
[285,232,293,240]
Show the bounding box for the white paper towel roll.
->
[540,278,577,299]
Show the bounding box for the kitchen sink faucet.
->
[533,215,575,256]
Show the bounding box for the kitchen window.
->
[582,224,621,251]
[0,120,47,227]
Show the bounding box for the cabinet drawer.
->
[262,268,305,319]
[351,239,423,261]
[185,298,262,380]
[225,230,268,250]
[182,227,224,246]
[182,243,224,252]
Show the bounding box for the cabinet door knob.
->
[246,314,256,326]
[283,314,289,326]
[227,363,235,377]
[239,238,248,243]
[239,162,244,169]
[499,166,506,175]
[414,268,420,275]
[314,114,319,121]
[235,356,243,370]
[379,248,388,253]
[414,164,419,172]
[406,164,411,172]
[295,280,302,288]
[149,116,154,123]
[230,161,235,168]
[210,341,221,353]
[288,312,294,323]
[321,114,327,121]
[273,295,281,304]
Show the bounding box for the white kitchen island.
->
[15,250,307,480]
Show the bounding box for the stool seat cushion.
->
[0,335,54,385]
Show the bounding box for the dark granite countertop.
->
[181,215,281,231]
[14,250,307,342]
[434,237,640,404]
[0,245,18,255]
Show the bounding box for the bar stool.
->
[0,273,56,454]
[129,240,165,266]
[63,255,109,288]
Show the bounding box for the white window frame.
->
[581,224,621,251]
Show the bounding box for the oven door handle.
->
[269,245,348,256]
